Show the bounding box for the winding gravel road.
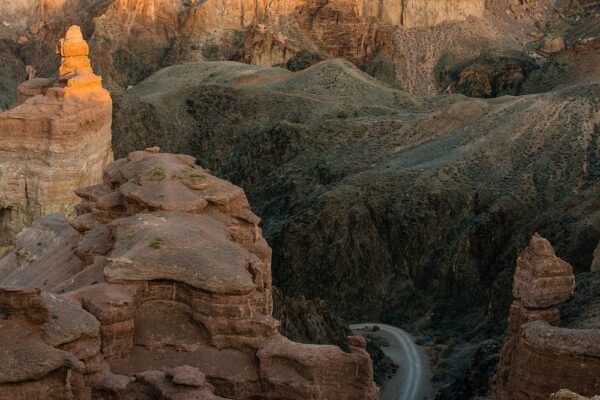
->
[350,323,432,400]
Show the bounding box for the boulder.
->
[542,36,566,54]
[513,233,575,309]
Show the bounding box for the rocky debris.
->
[168,366,207,387]
[0,148,378,400]
[134,370,226,400]
[441,54,539,98]
[0,25,112,244]
[363,335,399,386]
[492,234,600,399]
[542,36,566,53]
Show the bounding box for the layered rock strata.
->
[0,25,112,244]
[0,148,378,400]
[492,234,600,399]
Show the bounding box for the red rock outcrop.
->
[0,148,378,400]
[491,234,600,400]
[0,25,112,244]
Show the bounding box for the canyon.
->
[0,0,599,398]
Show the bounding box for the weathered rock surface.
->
[512,234,575,309]
[0,148,378,400]
[492,235,600,400]
[0,26,112,244]
[551,389,600,400]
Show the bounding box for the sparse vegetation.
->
[145,164,166,180]
[124,234,136,249]
[188,169,206,178]
[149,237,163,249]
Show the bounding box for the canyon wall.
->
[0,26,113,244]
[492,234,600,399]
[1,0,546,97]
[0,148,378,399]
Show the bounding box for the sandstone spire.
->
[57,25,93,77]
[0,26,113,244]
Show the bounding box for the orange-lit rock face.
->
[58,25,93,76]
[77,0,491,93]
[0,25,112,244]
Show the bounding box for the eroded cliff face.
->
[0,26,112,244]
[0,0,561,98]
[0,148,379,400]
[85,0,492,92]
[492,234,600,399]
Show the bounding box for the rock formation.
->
[551,390,600,400]
[492,234,600,399]
[2,0,571,97]
[0,25,112,244]
[112,56,600,396]
[0,148,378,400]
